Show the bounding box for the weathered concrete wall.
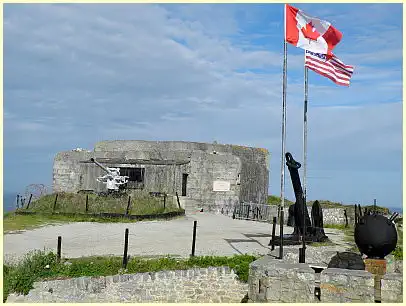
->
[6,267,248,303]
[94,140,269,203]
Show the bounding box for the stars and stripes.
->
[305,50,354,86]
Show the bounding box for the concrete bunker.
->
[53,140,270,212]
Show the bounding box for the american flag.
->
[305,50,354,86]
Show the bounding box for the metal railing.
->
[232,202,278,223]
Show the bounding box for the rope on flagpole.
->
[279,39,288,260]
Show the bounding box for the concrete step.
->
[177,196,202,215]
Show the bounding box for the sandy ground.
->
[3,212,346,265]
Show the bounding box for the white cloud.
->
[3,3,402,206]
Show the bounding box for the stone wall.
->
[381,272,403,303]
[220,204,352,226]
[6,267,248,303]
[320,268,374,302]
[247,256,403,303]
[248,256,315,302]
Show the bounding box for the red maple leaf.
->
[301,22,321,41]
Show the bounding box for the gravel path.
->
[3,212,347,265]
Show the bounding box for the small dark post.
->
[279,209,284,259]
[122,228,129,269]
[126,196,132,216]
[344,209,348,228]
[85,194,89,213]
[354,204,358,225]
[176,192,181,209]
[191,220,197,257]
[358,204,363,218]
[271,217,277,251]
[57,236,62,262]
[26,194,33,210]
[16,194,20,209]
[53,194,58,213]
[163,193,166,210]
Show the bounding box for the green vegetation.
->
[267,195,293,206]
[266,195,394,212]
[3,251,257,301]
[324,223,349,230]
[4,192,184,233]
[26,192,180,215]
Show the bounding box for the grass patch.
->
[324,223,350,230]
[26,192,180,215]
[307,241,336,247]
[267,195,294,206]
[5,192,184,233]
[3,251,257,301]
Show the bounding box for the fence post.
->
[85,195,89,213]
[26,194,33,210]
[163,193,166,210]
[191,220,197,257]
[271,217,277,251]
[53,194,58,213]
[176,192,181,209]
[344,209,348,228]
[122,228,129,269]
[57,236,62,262]
[126,196,132,216]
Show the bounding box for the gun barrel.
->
[90,158,112,174]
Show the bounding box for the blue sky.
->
[3,3,403,208]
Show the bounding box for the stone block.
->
[381,272,403,303]
[320,268,374,303]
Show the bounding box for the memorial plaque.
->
[213,180,230,191]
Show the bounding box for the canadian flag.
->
[285,4,342,55]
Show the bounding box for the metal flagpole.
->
[303,67,308,205]
[301,61,309,262]
[279,23,288,259]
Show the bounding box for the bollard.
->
[57,236,62,262]
[344,209,348,228]
[279,209,284,259]
[26,194,33,210]
[163,193,166,210]
[126,196,132,216]
[122,228,129,269]
[191,221,197,257]
[271,216,277,251]
[53,194,58,213]
[176,192,181,209]
[85,194,89,213]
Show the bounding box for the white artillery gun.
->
[90,158,129,193]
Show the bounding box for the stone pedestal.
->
[248,256,315,303]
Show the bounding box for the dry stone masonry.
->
[247,255,403,303]
[6,267,248,303]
